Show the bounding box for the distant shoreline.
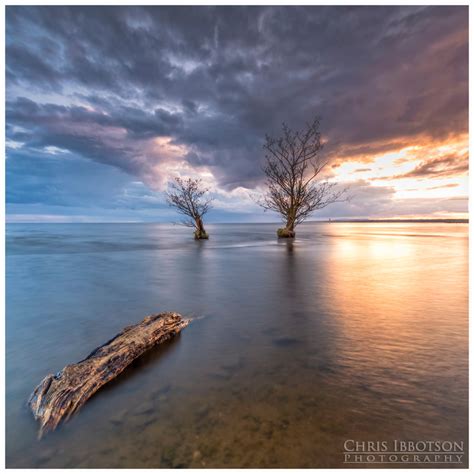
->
[6,218,469,224]
[320,218,469,224]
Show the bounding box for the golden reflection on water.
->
[321,224,468,429]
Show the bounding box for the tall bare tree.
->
[166,177,213,239]
[259,117,346,238]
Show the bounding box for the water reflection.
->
[321,224,468,440]
[6,222,468,467]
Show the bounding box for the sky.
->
[6,6,468,223]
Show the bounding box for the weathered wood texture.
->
[29,312,189,438]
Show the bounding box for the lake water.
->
[6,222,468,467]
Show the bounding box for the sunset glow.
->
[332,134,468,206]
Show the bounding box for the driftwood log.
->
[29,312,189,438]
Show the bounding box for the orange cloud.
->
[329,133,468,203]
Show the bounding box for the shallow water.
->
[6,222,468,467]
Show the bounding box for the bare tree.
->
[259,117,346,238]
[166,177,213,239]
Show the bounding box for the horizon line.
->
[6,218,469,225]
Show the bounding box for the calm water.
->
[6,222,468,468]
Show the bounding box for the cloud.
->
[5,6,468,220]
[312,180,467,219]
[388,154,468,180]
[427,183,460,190]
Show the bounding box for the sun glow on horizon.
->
[331,134,468,203]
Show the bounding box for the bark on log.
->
[29,312,189,438]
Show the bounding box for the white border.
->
[2,1,470,473]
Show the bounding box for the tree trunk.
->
[194,217,209,240]
[29,312,189,438]
[277,217,296,238]
[277,226,296,238]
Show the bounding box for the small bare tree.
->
[259,117,346,238]
[166,177,213,239]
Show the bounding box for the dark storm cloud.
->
[6,5,468,190]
